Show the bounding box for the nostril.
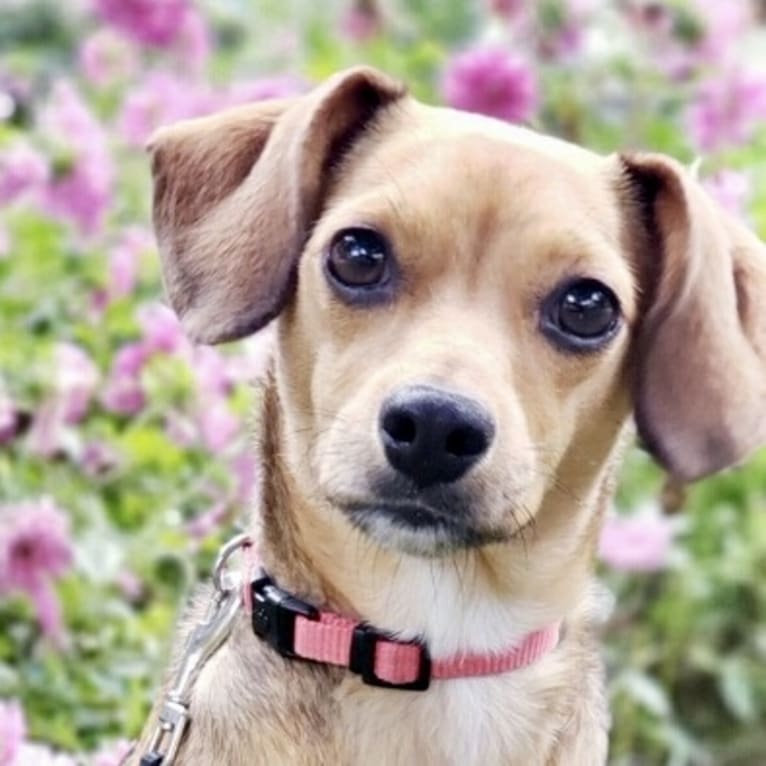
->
[383,411,417,445]
[445,425,488,458]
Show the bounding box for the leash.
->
[137,534,250,766]
[136,534,561,765]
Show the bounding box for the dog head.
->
[149,67,766,558]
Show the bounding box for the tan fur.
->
[128,67,766,765]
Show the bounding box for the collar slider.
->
[251,574,319,658]
[349,623,431,691]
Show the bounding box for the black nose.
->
[379,385,495,487]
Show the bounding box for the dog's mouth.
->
[335,496,508,557]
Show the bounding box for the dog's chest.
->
[334,668,563,766]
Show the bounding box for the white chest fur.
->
[329,572,612,766]
[336,653,568,765]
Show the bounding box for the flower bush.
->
[1,1,765,763]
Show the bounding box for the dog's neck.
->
[251,373,622,657]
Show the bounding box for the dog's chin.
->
[339,500,507,558]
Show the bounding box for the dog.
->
[128,67,766,765]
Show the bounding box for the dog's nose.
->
[379,385,494,487]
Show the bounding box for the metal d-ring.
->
[212,532,252,594]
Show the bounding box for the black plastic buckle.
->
[251,574,319,658]
[348,623,431,691]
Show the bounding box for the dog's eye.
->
[326,228,390,288]
[542,278,621,351]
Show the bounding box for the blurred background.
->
[1,1,766,764]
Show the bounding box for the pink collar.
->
[243,569,561,692]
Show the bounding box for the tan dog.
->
[129,67,766,766]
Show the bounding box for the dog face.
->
[149,68,766,558]
[282,126,636,555]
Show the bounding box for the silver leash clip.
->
[138,534,251,766]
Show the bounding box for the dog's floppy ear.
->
[620,153,766,481]
[147,67,406,344]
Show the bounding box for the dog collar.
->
[135,534,561,766]
[243,570,561,692]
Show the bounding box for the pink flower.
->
[599,509,677,572]
[101,342,149,415]
[138,303,186,354]
[164,411,198,447]
[43,156,113,237]
[171,8,212,74]
[191,346,231,397]
[0,699,26,766]
[118,71,212,146]
[626,0,674,36]
[52,343,99,424]
[108,227,153,300]
[90,289,110,320]
[442,48,537,123]
[487,0,526,18]
[537,0,597,61]
[93,0,191,47]
[628,2,742,80]
[626,2,697,80]
[219,75,306,111]
[101,375,145,416]
[113,342,151,377]
[78,29,137,88]
[40,82,113,236]
[688,68,766,151]
[26,400,67,459]
[693,0,752,67]
[116,570,144,603]
[703,170,751,218]
[92,739,133,766]
[0,499,73,590]
[198,400,239,453]
[626,1,752,80]
[540,24,583,61]
[0,498,74,641]
[81,440,120,477]
[0,142,49,205]
[340,7,380,42]
[40,80,103,139]
[186,501,228,539]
